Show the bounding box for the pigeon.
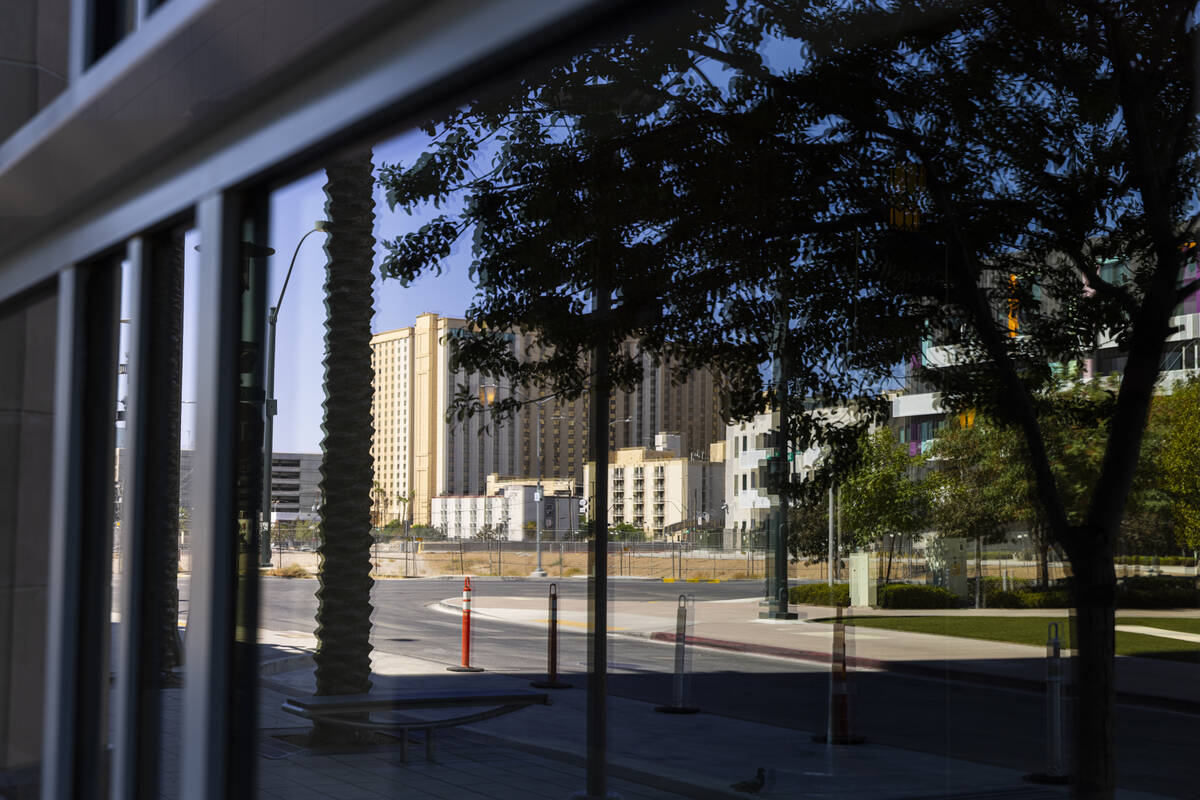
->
[731,767,766,794]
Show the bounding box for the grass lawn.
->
[815,616,1200,663]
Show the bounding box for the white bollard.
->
[1026,621,1069,784]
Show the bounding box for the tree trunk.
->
[312,153,377,744]
[145,230,185,682]
[1039,537,1050,589]
[975,535,982,609]
[1069,540,1117,799]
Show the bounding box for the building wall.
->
[431,482,579,540]
[723,412,825,546]
[373,314,725,527]
[609,347,724,457]
[268,452,322,522]
[370,326,413,523]
[0,289,56,769]
[0,0,69,142]
[584,439,724,538]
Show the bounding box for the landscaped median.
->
[811,615,1200,663]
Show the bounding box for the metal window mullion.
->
[111,236,162,800]
[181,193,241,800]
[42,268,86,800]
[43,257,122,800]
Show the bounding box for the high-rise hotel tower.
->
[370,313,725,526]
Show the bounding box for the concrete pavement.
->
[242,589,1187,799]
[441,593,1200,713]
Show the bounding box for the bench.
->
[281,689,551,762]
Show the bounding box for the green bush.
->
[789,583,850,607]
[1015,587,1072,608]
[987,589,1026,608]
[877,584,960,609]
[1116,576,1198,609]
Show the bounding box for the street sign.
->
[578,496,588,512]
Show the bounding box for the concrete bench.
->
[281,689,551,761]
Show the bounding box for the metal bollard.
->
[814,605,864,744]
[1025,621,1069,784]
[1045,622,1066,779]
[447,576,484,672]
[532,583,571,689]
[655,595,699,714]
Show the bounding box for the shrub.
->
[789,583,850,607]
[877,584,960,609]
[1014,587,1072,608]
[1117,576,1198,609]
[265,564,310,578]
[987,589,1026,608]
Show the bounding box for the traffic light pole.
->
[761,287,797,620]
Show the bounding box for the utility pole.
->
[762,283,797,619]
[584,274,613,798]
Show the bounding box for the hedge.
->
[977,577,1195,609]
[1115,555,1197,567]
[788,583,850,607]
[876,584,960,609]
[789,576,1198,609]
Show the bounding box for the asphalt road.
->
[243,576,1200,797]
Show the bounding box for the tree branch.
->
[1074,255,1139,318]
[919,157,1073,543]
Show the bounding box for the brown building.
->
[370,313,724,527]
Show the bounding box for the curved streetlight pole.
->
[261,222,329,566]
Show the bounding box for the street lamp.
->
[261,221,330,566]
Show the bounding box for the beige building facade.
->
[584,434,725,539]
[372,313,726,527]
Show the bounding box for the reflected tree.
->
[376,2,1199,793]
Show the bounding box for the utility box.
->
[849,551,876,608]
[928,537,968,600]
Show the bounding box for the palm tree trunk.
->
[145,229,185,681]
[312,152,377,743]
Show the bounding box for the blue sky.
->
[148,128,479,455]
[261,131,479,454]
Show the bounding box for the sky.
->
[137,125,480,455]
[254,129,480,454]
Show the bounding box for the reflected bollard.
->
[447,576,484,672]
[655,595,699,714]
[532,583,571,689]
[814,606,864,744]
[1024,621,1069,784]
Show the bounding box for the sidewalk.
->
[444,594,1200,713]
[252,607,1176,800]
[256,640,1075,800]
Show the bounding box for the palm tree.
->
[147,228,186,683]
[311,151,377,743]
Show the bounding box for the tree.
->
[311,152,377,744]
[375,3,1199,793]
[1155,378,1200,553]
[841,430,928,582]
[610,522,644,542]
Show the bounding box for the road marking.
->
[1115,624,1200,643]
[539,619,627,631]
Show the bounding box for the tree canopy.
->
[376,3,1200,793]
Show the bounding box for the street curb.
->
[459,729,749,800]
[433,598,1200,716]
[641,631,1200,715]
[259,652,313,677]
